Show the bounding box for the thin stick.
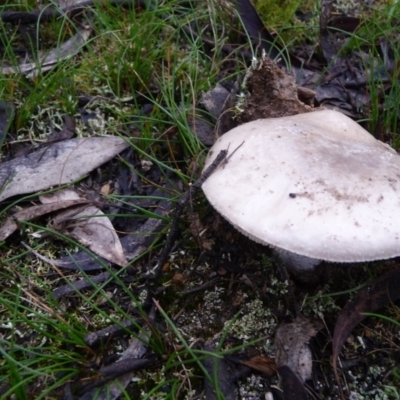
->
[148,150,227,281]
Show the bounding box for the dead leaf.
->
[98,356,157,378]
[21,241,107,273]
[0,136,129,202]
[187,114,214,146]
[332,269,400,387]
[47,115,75,142]
[171,273,185,286]
[41,190,126,267]
[275,316,322,382]
[201,83,230,119]
[0,198,90,241]
[237,355,276,377]
[277,365,308,400]
[55,205,126,267]
[84,318,138,347]
[46,191,173,270]
[234,0,304,69]
[48,251,110,271]
[1,26,92,77]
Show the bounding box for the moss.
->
[252,0,319,46]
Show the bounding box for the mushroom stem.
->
[275,249,322,284]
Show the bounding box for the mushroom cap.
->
[202,110,400,262]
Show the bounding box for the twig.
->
[226,141,244,162]
[78,305,157,399]
[147,150,227,281]
[84,319,139,347]
[53,272,111,299]
[77,355,157,396]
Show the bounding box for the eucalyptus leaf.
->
[0,137,129,202]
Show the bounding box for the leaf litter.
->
[0,136,129,202]
[275,317,323,384]
[40,189,127,267]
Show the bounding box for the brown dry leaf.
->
[0,198,90,241]
[238,355,277,377]
[41,190,126,267]
[332,269,400,389]
[171,273,185,286]
[275,316,322,383]
[0,137,129,202]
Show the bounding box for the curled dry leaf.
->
[0,137,129,202]
[41,189,126,267]
[0,198,90,241]
[237,355,277,377]
[275,316,322,383]
[44,193,173,271]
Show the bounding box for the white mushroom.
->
[202,109,400,264]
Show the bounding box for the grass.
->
[1,0,400,399]
[0,1,238,398]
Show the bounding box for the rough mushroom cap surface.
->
[202,109,400,262]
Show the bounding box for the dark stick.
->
[53,272,111,299]
[77,355,158,396]
[84,318,139,347]
[148,149,227,281]
[99,354,157,377]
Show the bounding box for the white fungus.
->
[202,110,400,263]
